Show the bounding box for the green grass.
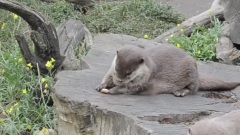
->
[82,0,184,38]
[169,18,222,61]
[0,10,56,134]
[17,0,184,38]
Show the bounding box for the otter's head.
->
[114,46,147,83]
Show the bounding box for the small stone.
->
[100,89,110,94]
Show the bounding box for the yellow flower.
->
[0,118,4,123]
[11,13,19,20]
[8,107,13,113]
[144,34,149,39]
[1,22,6,30]
[170,34,174,38]
[208,9,213,13]
[27,125,32,130]
[165,38,169,42]
[22,89,27,94]
[50,58,55,63]
[45,83,49,88]
[45,58,55,69]
[43,89,48,94]
[13,14,19,20]
[27,63,33,69]
[177,24,181,27]
[180,29,184,32]
[18,58,23,63]
[45,61,53,69]
[41,78,46,83]
[176,44,181,48]
[1,69,5,74]
[197,50,201,54]
[14,102,19,107]
[42,127,47,133]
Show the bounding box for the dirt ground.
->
[156,0,214,18]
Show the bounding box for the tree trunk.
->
[0,0,65,75]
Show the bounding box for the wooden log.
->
[154,0,224,43]
[66,0,95,14]
[66,0,95,7]
[0,0,65,75]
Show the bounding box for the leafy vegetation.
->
[18,0,185,38]
[82,0,184,38]
[0,10,56,134]
[169,18,221,61]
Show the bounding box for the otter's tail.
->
[198,74,240,91]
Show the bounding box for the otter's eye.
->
[126,72,132,76]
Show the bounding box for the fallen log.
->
[154,0,224,44]
[155,0,240,65]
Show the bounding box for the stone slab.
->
[54,34,240,135]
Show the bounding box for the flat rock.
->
[53,34,240,135]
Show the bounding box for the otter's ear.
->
[139,58,144,64]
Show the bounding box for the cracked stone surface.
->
[53,34,240,135]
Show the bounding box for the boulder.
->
[53,34,240,135]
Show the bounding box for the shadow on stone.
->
[139,111,211,124]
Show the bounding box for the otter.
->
[188,110,240,135]
[96,45,240,96]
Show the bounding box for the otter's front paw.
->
[95,83,108,92]
[173,89,190,97]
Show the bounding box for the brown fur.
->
[96,45,240,96]
[188,110,240,135]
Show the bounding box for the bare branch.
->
[154,0,224,43]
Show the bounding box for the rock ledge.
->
[53,34,240,135]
